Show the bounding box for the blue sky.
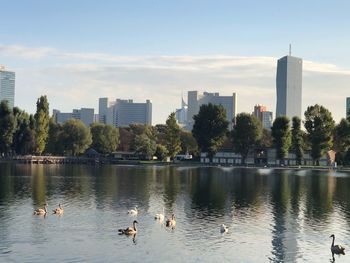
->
[1,0,350,123]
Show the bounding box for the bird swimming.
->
[53,203,64,215]
[220,224,228,233]
[166,214,176,228]
[127,206,138,216]
[119,220,138,235]
[33,204,47,216]
[330,234,345,255]
[154,207,165,222]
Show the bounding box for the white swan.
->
[118,220,138,235]
[166,214,176,228]
[53,203,64,215]
[330,234,345,255]
[154,207,165,221]
[127,206,138,216]
[33,204,47,216]
[220,224,228,233]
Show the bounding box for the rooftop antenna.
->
[289,44,291,56]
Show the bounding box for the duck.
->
[119,220,138,235]
[154,207,165,222]
[330,234,345,255]
[220,224,228,233]
[33,204,47,216]
[127,206,138,216]
[53,203,64,215]
[166,214,176,228]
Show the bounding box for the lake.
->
[0,163,349,262]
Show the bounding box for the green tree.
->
[257,128,273,148]
[34,95,50,155]
[165,112,181,159]
[304,104,335,165]
[291,116,305,165]
[134,133,156,159]
[12,108,35,155]
[90,123,119,154]
[155,144,168,161]
[180,130,199,156]
[61,119,92,156]
[46,118,63,155]
[333,118,350,165]
[271,116,292,165]
[231,113,262,164]
[0,101,15,156]
[192,103,229,161]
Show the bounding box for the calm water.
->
[0,163,349,263]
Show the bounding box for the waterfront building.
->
[175,96,188,127]
[98,98,152,127]
[53,108,95,126]
[276,49,302,120]
[186,91,237,130]
[0,65,15,108]
[347,97,350,119]
[252,104,273,129]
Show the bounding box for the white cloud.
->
[1,43,349,124]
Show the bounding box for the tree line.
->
[192,103,350,166]
[0,97,198,160]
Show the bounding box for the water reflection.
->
[0,163,349,262]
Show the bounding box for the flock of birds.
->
[33,204,345,259]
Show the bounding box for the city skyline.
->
[1,1,350,124]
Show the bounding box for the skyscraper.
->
[276,52,302,120]
[252,104,273,129]
[346,97,350,119]
[0,65,15,108]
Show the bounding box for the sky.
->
[1,0,350,124]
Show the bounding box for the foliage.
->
[134,133,156,159]
[192,103,229,160]
[46,118,64,155]
[165,112,181,159]
[60,119,92,156]
[12,108,35,155]
[0,101,15,156]
[155,144,168,161]
[271,116,292,163]
[291,116,305,165]
[179,130,199,156]
[304,104,335,165]
[118,127,134,151]
[257,129,273,148]
[231,113,262,164]
[333,118,350,153]
[91,123,119,154]
[34,95,50,155]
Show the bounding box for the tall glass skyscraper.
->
[346,97,350,119]
[0,66,15,108]
[276,55,302,119]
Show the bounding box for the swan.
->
[127,206,138,216]
[33,204,47,215]
[220,224,228,233]
[166,214,176,228]
[154,207,165,221]
[330,234,345,255]
[119,220,138,235]
[53,203,64,215]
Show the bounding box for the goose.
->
[166,214,176,228]
[127,206,138,216]
[220,224,228,233]
[118,220,138,235]
[154,207,165,221]
[53,203,64,215]
[33,204,47,216]
[330,234,345,255]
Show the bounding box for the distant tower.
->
[276,47,303,119]
[0,65,15,108]
[346,97,350,119]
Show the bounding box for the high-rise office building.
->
[175,97,188,126]
[99,98,152,127]
[252,104,273,129]
[186,91,237,130]
[0,65,15,108]
[276,52,302,120]
[347,97,350,119]
[53,108,95,127]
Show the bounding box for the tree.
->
[291,116,305,165]
[304,104,335,165]
[134,133,156,159]
[46,118,63,155]
[231,113,262,164]
[154,144,168,161]
[91,123,119,154]
[12,108,35,155]
[180,130,198,156]
[192,103,229,161]
[165,112,181,159]
[61,119,92,156]
[118,127,134,151]
[258,128,273,148]
[271,116,291,165]
[34,95,50,155]
[0,101,15,156]
[333,118,350,165]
